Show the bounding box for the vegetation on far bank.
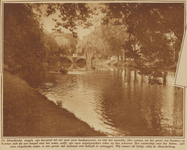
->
[93,58,177,73]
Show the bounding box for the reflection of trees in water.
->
[147,101,162,136]
[96,69,150,135]
[140,72,183,136]
[89,69,182,136]
[172,89,183,136]
[41,65,182,136]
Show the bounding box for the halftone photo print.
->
[2,1,185,138]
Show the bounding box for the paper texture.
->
[175,30,187,87]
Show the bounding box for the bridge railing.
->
[60,53,85,57]
[73,53,78,57]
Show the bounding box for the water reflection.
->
[33,65,183,136]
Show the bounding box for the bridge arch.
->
[75,58,86,63]
[58,54,87,64]
[57,57,72,68]
[65,63,86,71]
[59,57,73,63]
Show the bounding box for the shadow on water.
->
[26,63,183,136]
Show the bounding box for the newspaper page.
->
[0,0,187,150]
[175,26,187,87]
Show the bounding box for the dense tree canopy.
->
[30,3,94,37]
[4,3,184,83]
[4,3,93,74]
[49,31,79,55]
[4,4,45,72]
[42,32,59,61]
[104,3,184,67]
[81,22,127,60]
[99,3,184,83]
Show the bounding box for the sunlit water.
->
[28,65,183,136]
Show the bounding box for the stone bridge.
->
[66,63,86,71]
[59,54,86,63]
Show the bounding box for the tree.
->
[103,3,184,84]
[4,3,94,74]
[42,32,59,61]
[50,31,79,55]
[4,4,45,73]
[82,30,110,61]
[96,21,128,58]
[80,21,128,62]
[31,3,94,38]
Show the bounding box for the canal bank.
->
[3,70,105,136]
[92,59,137,70]
[92,58,177,73]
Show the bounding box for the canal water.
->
[27,64,183,136]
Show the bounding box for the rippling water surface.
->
[28,65,183,136]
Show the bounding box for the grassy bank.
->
[3,71,105,136]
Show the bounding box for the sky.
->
[43,14,94,40]
[41,3,105,40]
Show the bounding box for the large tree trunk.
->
[85,50,92,71]
[85,50,92,65]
